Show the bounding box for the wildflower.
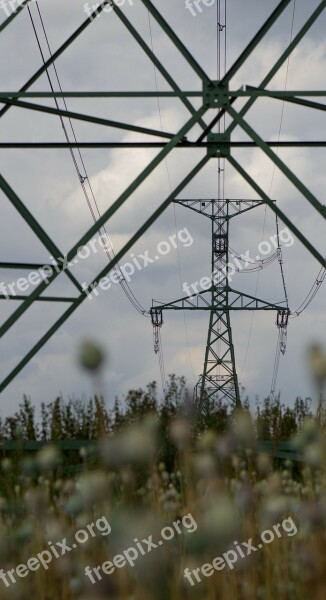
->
[78,340,105,372]
[36,444,61,470]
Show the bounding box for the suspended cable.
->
[28,2,149,317]
[240,1,296,394]
[291,266,325,317]
[268,0,296,399]
[270,329,282,401]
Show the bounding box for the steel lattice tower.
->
[150,196,290,409]
[0,0,325,397]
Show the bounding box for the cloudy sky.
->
[0,0,325,416]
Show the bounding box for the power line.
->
[269,0,296,400]
[28,1,149,317]
[291,266,325,317]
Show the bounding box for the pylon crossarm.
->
[174,198,268,220]
[152,288,287,312]
[152,289,213,311]
[227,156,326,268]
[173,199,214,219]
[227,288,288,311]
[228,200,266,218]
[227,105,326,219]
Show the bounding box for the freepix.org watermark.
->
[0,232,113,300]
[0,516,111,588]
[0,228,193,301]
[85,512,197,584]
[82,228,194,301]
[83,0,134,20]
[182,227,294,297]
[184,516,297,586]
[185,0,216,17]
[0,0,43,17]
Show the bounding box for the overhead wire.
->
[239,0,296,397]
[291,266,325,317]
[269,0,296,401]
[28,1,149,317]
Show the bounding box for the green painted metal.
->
[151,199,288,407]
[0,90,326,99]
[0,98,178,139]
[220,0,292,86]
[0,0,325,397]
[0,156,210,393]
[1,141,326,149]
[228,156,326,269]
[227,105,326,218]
[0,174,82,293]
[226,0,326,138]
[0,0,32,33]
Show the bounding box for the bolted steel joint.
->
[203,80,230,108]
[207,133,230,157]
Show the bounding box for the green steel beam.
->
[226,0,326,137]
[220,0,292,86]
[228,155,326,268]
[0,2,105,120]
[246,86,326,112]
[1,142,325,149]
[0,91,326,99]
[0,0,31,33]
[0,174,83,293]
[111,2,208,131]
[0,106,208,340]
[266,95,326,112]
[0,98,178,140]
[0,0,325,395]
[0,263,52,270]
[0,155,210,393]
[139,0,211,84]
[0,295,77,302]
[227,105,326,218]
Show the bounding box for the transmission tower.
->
[150,196,290,409]
[0,0,325,397]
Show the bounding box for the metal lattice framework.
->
[0,0,325,397]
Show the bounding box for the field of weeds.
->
[0,350,325,600]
